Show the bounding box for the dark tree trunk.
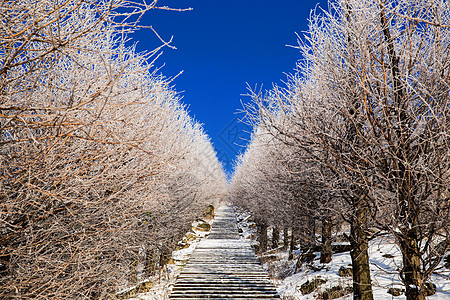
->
[158,246,171,283]
[349,195,373,300]
[335,215,342,232]
[272,227,280,249]
[257,223,268,254]
[159,246,170,267]
[398,205,426,300]
[289,228,296,259]
[307,215,316,248]
[401,230,425,300]
[145,249,156,277]
[283,227,289,250]
[320,217,333,264]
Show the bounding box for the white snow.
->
[264,235,450,299]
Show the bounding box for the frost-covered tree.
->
[230,122,338,260]
[294,1,450,299]
[234,1,450,299]
[0,1,226,298]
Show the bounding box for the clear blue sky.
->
[131,0,327,176]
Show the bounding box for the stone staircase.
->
[169,205,280,299]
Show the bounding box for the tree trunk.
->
[272,227,280,249]
[257,223,268,254]
[159,246,170,267]
[307,215,316,249]
[145,249,156,277]
[289,228,296,259]
[397,202,426,300]
[283,227,289,250]
[349,195,373,300]
[400,230,425,300]
[320,217,332,264]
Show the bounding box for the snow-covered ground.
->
[275,238,450,300]
[125,219,213,300]
[235,209,450,300]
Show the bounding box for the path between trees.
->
[169,205,280,299]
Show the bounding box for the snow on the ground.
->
[273,237,449,299]
[125,218,213,300]
[234,210,450,300]
[235,209,258,247]
[276,238,450,299]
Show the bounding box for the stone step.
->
[175,279,273,284]
[172,296,278,298]
[171,296,278,299]
[170,298,279,300]
[170,293,278,299]
[176,276,271,280]
[172,289,278,294]
[173,284,275,288]
[170,205,280,299]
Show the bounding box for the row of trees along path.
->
[169,205,280,299]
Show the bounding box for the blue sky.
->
[130,0,327,175]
